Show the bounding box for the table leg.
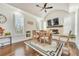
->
[10,37,12,45]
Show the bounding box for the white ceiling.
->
[9,3,69,17]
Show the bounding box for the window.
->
[14,12,24,34]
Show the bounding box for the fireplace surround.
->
[47,26,63,34]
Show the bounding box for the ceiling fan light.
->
[45,9,47,13]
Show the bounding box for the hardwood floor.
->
[0,41,79,56]
[0,41,41,56]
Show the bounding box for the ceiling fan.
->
[36,3,53,13]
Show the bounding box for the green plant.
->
[5,32,11,36]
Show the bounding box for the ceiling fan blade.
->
[44,3,47,8]
[45,7,53,9]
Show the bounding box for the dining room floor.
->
[0,40,79,56]
[0,41,40,56]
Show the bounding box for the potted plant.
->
[4,32,11,36]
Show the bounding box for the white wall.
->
[43,10,69,30]
[45,10,68,25]
[76,9,79,49]
[69,3,79,49]
[0,4,38,45]
[63,12,75,35]
[63,16,71,35]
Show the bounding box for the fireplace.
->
[48,26,63,34]
[52,29,59,34]
[47,18,63,34]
